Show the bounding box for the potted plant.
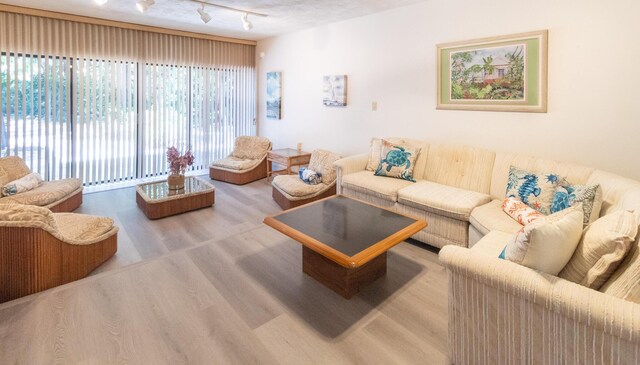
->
[166,146,195,190]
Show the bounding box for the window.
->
[1,54,255,187]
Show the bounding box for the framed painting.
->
[323,75,347,106]
[437,30,548,113]
[266,71,282,119]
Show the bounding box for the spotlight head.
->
[136,0,155,13]
[197,5,212,24]
[241,13,253,31]
[94,0,108,5]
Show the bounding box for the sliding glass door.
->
[1,53,254,187]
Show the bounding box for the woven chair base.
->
[0,227,117,303]
[209,159,268,185]
[272,184,337,210]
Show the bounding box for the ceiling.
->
[1,0,427,41]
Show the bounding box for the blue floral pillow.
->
[298,167,322,185]
[505,166,566,215]
[551,183,601,226]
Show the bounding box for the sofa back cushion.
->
[587,170,640,218]
[490,153,594,200]
[423,144,495,194]
[0,156,31,185]
[600,233,640,304]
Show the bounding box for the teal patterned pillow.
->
[551,183,602,225]
[505,166,566,215]
[374,141,420,182]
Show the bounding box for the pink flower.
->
[166,146,195,175]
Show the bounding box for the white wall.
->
[257,0,640,180]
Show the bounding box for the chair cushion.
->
[560,210,638,290]
[0,178,82,207]
[308,149,341,184]
[397,181,491,221]
[470,230,516,257]
[342,170,415,202]
[54,213,115,244]
[210,157,260,171]
[0,156,32,183]
[0,203,57,232]
[231,136,271,160]
[470,199,523,235]
[272,175,326,198]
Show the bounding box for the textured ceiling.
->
[1,0,427,41]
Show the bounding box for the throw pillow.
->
[374,140,420,182]
[365,138,383,171]
[551,183,603,226]
[505,166,566,215]
[298,167,322,185]
[502,204,584,275]
[502,197,545,225]
[2,172,43,196]
[559,210,638,289]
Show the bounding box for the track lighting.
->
[197,5,212,24]
[136,0,155,13]
[94,0,108,5]
[241,13,253,31]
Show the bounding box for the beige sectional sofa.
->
[335,138,640,363]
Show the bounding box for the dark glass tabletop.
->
[271,196,420,257]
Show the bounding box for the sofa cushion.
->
[231,136,271,160]
[560,210,638,290]
[470,199,523,235]
[470,230,515,257]
[2,172,43,196]
[342,170,415,202]
[503,205,584,275]
[272,175,327,198]
[424,144,495,194]
[397,181,490,221]
[551,183,603,226]
[308,149,341,184]
[54,213,115,243]
[502,197,544,225]
[490,152,594,200]
[374,140,421,182]
[210,157,260,171]
[0,178,82,207]
[505,166,566,215]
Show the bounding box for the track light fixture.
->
[136,0,155,13]
[241,13,253,31]
[197,5,212,24]
[94,0,108,5]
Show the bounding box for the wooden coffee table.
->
[263,195,427,298]
[136,176,215,219]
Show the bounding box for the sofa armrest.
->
[333,153,368,194]
[439,245,640,364]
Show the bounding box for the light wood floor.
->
[0,176,449,364]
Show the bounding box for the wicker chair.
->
[272,149,341,210]
[0,156,83,212]
[0,203,118,303]
[209,136,272,185]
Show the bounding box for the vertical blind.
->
[0,11,256,186]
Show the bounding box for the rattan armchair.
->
[209,136,272,185]
[0,203,118,303]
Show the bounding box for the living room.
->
[1,0,639,364]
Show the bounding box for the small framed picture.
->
[323,75,347,107]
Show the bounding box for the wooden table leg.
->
[302,246,387,299]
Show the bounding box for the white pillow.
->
[503,204,584,275]
[2,172,43,196]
